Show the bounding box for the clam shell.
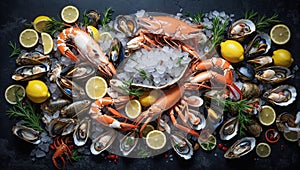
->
[73,118,91,146]
[90,129,117,155]
[255,66,292,84]
[228,19,255,41]
[245,33,271,58]
[48,118,77,137]
[224,137,256,159]
[263,85,297,106]
[170,133,193,160]
[119,130,139,156]
[12,125,41,144]
[219,117,239,141]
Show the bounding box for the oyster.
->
[187,109,206,131]
[73,118,91,146]
[170,133,193,160]
[12,125,41,144]
[12,64,49,81]
[16,52,50,65]
[247,56,273,69]
[228,19,255,40]
[48,118,77,137]
[60,100,91,118]
[219,117,239,141]
[255,66,292,84]
[41,98,71,115]
[90,129,117,155]
[108,38,124,67]
[245,120,262,137]
[276,113,296,132]
[86,10,100,27]
[224,137,256,159]
[263,85,297,106]
[56,76,86,99]
[236,64,255,81]
[120,130,139,156]
[241,82,261,99]
[113,15,137,37]
[63,62,96,80]
[245,33,271,58]
[186,96,204,107]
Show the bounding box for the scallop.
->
[73,118,91,146]
[224,137,256,159]
[90,129,117,155]
[12,125,41,144]
[219,117,239,141]
[255,66,292,84]
[263,85,297,106]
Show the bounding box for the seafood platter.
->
[2,3,300,170]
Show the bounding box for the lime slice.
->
[146,130,166,150]
[85,76,108,99]
[41,32,53,55]
[19,29,39,48]
[283,131,298,142]
[256,142,271,158]
[5,84,25,104]
[199,135,216,151]
[33,15,52,33]
[259,105,276,126]
[61,5,79,23]
[270,24,291,45]
[125,99,142,119]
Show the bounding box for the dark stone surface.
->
[0,0,300,169]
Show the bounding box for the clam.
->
[236,64,255,81]
[16,52,50,65]
[228,19,255,41]
[255,66,292,84]
[263,85,297,106]
[276,113,296,132]
[241,82,261,99]
[63,62,96,80]
[245,120,262,137]
[86,10,100,27]
[247,56,273,69]
[12,64,49,81]
[170,133,193,160]
[48,118,77,137]
[41,98,71,115]
[90,129,117,155]
[219,117,239,141]
[73,117,91,146]
[60,100,91,118]
[245,33,271,58]
[108,38,124,67]
[224,137,256,159]
[119,130,139,156]
[56,76,86,99]
[113,15,137,37]
[12,125,41,144]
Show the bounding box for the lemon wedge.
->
[41,32,54,55]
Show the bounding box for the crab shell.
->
[224,137,256,159]
[263,85,297,106]
[12,125,41,144]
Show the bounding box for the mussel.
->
[113,15,137,37]
[60,100,91,118]
[224,137,256,159]
[263,85,297,106]
[241,82,261,99]
[245,33,271,58]
[228,19,255,41]
[90,129,117,155]
[12,64,49,81]
[108,38,124,67]
[12,125,41,144]
[219,117,239,141]
[276,113,296,132]
[16,52,50,66]
[63,62,96,80]
[73,117,91,146]
[41,98,71,115]
[255,66,292,84]
[170,133,193,160]
[119,130,139,156]
[56,76,86,99]
[247,56,273,69]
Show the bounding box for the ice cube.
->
[35,149,46,158]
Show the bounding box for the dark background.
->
[0,0,299,169]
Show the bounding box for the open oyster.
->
[90,129,117,155]
[245,33,271,58]
[12,64,49,81]
[224,137,256,159]
[228,19,255,40]
[73,117,91,146]
[120,130,139,156]
[170,133,193,160]
[219,117,239,141]
[263,85,297,106]
[12,125,41,144]
[255,66,292,84]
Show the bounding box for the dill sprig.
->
[8,41,21,57]
[100,7,114,30]
[7,95,44,132]
[44,17,67,36]
[118,79,144,97]
[243,10,281,31]
[191,12,205,25]
[210,17,228,50]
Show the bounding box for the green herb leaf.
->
[243,10,281,31]
[210,17,228,50]
[100,7,114,30]
[71,150,82,161]
[191,12,205,25]
[118,79,144,97]
[82,10,91,27]
[8,41,21,58]
[44,17,67,36]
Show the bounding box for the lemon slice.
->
[256,142,271,158]
[270,24,291,45]
[199,135,216,151]
[85,76,108,99]
[5,84,25,104]
[259,105,276,126]
[33,15,52,33]
[99,32,113,42]
[283,131,299,142]
[41,32,54,55]
[125,99,142,119]
[61,5,79,23]
[87,25,100,41]
[19,29,39,48]
[146,130,166,150]
[139,91,159,107]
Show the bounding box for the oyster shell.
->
[108,38,124,67]
[187,109,206,131]
[247,56,273,69]
[245,33,271,58]
[60,100,91,118]
[219,117,239,141]
[41,98,71,115]
[224,137,256,159]
[276,113,296,132]
[236,64,255,81]
[241,82,261,99]
[90,129,117,155]
[263,85,297,106]
[186,96,204,107]
[170,133,193,160]
[255,66,292,84]
[12,64,49,81]
[119,130,139,156]
[86,10,100,27]
[228,19,255,41]
[73,118,91,146]
[12,125,41,144]
[63,62,96,80]
[56,76,86,99]
[245,120,262,137]
[16,52,50,66]
[113,15,137,37]
[48,118,77,137]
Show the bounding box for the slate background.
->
[0,0,299,169]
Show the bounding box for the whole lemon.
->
[26,80,50,103]
[272,49,294,67]
[220,40,244,63]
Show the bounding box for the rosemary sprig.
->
[243,10,258,21]
[100,7,114,30]
[6,95,44,132]
[118,79,143,97]
[191,12,205,25]
[243,10,281,31]
[82,10,91,27]
[44,17,67,36]
[210,17,228,50]
[8,41,21,57]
